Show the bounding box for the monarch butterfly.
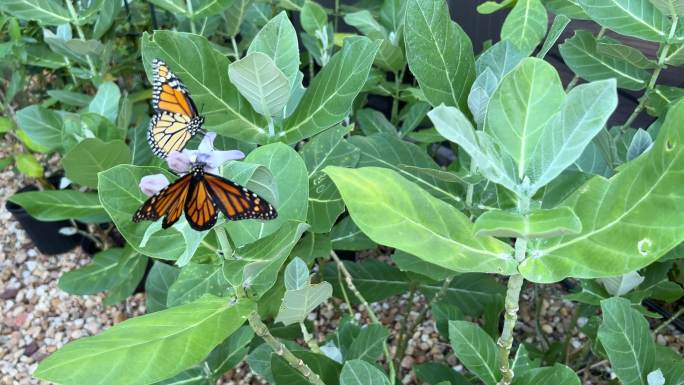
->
[132,163,277,231]
[148,59,204,158]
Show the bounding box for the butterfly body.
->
[148,59,204,158]
[133,163,277,231]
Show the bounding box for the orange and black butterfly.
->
[133,164,277,231]
[148,59,204,158]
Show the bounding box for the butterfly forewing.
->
[184,177,219,231]
[132,173,193,228]
[203,173,278,221]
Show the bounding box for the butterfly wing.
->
[148,59,203,158]
[132,173,192,229]
[203,172,278,221]
[184,176,219,231]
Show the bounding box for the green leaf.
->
[404,0,475,110]
[34,296,254,385]
[578,0,673,42]
[247,11,300,88]
[145,261,180,313]
[560,30,650,91]
[324,260,410,303]
[14,153,43,178]
[59,248,127,295]
[486,57,565,182]
[152,368,210,385]
[15,105,63,152]
[537,14,571,59]
[474,207,582,239]
[344,10,387,40]
[301,125,360,233]
[102,249,148,306]
[597,37,658,69]
[512,344,540,377]
[649,0,684,15]
[380,0,406,35]
[92,0,121,39]
[88,81,121,123]
[300,0,328,35]
[272,351,342,385]
[167,263,231,306]
[223,222,308,297]
[0,0,70,25]
[598,297,655,385]
[478,0,516,14]
[415,362,470,385]
[62,138,130,188]
[330,216,376,251]
[392,250,456,281]
[224,0,252,37]
[206,326,254,379]
[340,360,391,385]
[419,273,505,316]
[511,364,581,385]
[192,0,235,18]
[47,90,93,107]
[141,31,267,143]
[501,0,548,56]
[431,302,464,338]
[350,134,464,207]
[225,143,308,247]
[448,320,500,385]
[521,99,684,283]
[600,271,645,296]
[326,167,516,275]
[357,109,396,136]
[346,324,390,362]
[543,0,590,19]
[284,257,309,290]
[275,281,332,325]
[280,37,380,143]
[228,52,291,117]
[9,190,108,223]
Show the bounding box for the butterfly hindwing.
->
[184,176,218,231]
[203,173,278,221]
[148,59,203,158]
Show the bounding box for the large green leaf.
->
[274,281,332,325]
[326,167,516,275]
[62,138,130,188]
[192,0,235,18]
[501,0,548,56]
[521,100,684,282]
[324,260,410,303]
[448,320,500,385]
[559,30,650,91]
[15,105,63,152]
[578,0,673,42]
[59,248,127,295]
[34,296,255,385]
[301,125,360,233]
[247,11,299,87]
[349,133,464,207]
[9,190,109,223]
[404,0,475,110]
[0,0,71,25]
[330,216,377,250]
[280,37,380,143]
[228,52,291,117]
[598,297,655,385]
[145,261,180,313]
[141,31,268,143]
[102,249,148,306]
[167,263,231,306]
[486,57,565,182]
[340,360,391,385]
[88,82,121,123]
[474,207,582,239]
[225,143,308,246]
[419,273,505,316]
[206,326,254,379]
[415,362,470,385]
[346,324,390,362]
[543,0,590,19]
[224,0,253,37]
[649,0,684,15]
[510,364,581,385]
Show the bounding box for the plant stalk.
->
[248,312,325,385]
[185,0,197,34]
[231,36,240,59]
[621,17,678,131]
[299,322,321,353]
[330,251,396,384]
[65,0,97,78]
[653,307,684,335]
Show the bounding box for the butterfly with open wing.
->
[148,59,204,158]
[133,163,277,231]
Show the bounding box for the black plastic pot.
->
[6,184,83,255]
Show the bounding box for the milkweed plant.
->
[1,0,683,384]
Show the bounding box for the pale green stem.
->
[231,36,240,59]
[622,17,678,131]
[248,312,326,385]
[391,67,405,126]
[267,117,275,137]
[337,267,355,317]
[185,0,197,34]
[65,0,97,78]
[299,322,321,353]
[653,307,684,335]
[214,227,233,259]
[496,194,530,385]
[330,251,396,384]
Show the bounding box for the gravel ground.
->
[1,165,682,385]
